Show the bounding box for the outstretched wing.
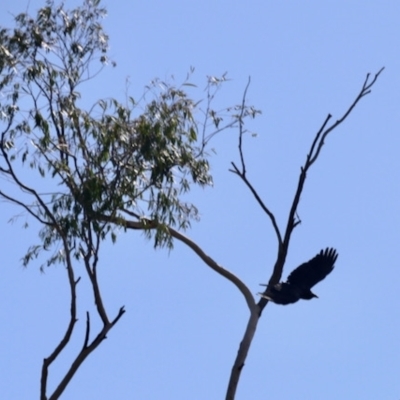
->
[287,248,338,289]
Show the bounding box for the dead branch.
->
[230,162,283,245]
[48,306,125,400]
[229,77,282,245]
[225,68,384,400]
[260,67,385,301]
[237,77,252,175]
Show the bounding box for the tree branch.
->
[226,68,384,400]
[40,239,79,400]
[0,190,51,226]
[258,67,385,310]
[48,306,125,400]
[237,77,252,175]
[229,78,282,246]
[101,212,257,312]
[308,67,384,167]
[81,226,110,326]
[230,162,283,245]
[169,226,256,312]
[225,310,259,400]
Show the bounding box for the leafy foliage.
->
[0,0,259,265]
[0,1,261,397]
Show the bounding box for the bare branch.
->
[44,231,125,400]
[169,227,256,311]
[83,312,90,350]
[81,230,110,326]
[49,307,126,400]
[40,239,79,400]
[237,77,252,175]
[259,68,384,299]
[101,212,257,312]
[307,114,332,164]
[228,77,282,246]
[230,162,283,245]
[309,67,384,166]
[227,68,384,400]
[201,76,260,151]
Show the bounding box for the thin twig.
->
[307,114,332,163]
[229,77,282,245]
[237,77,252,175]
[230,163,282,245]
[309,67,384,166]
[83,312,90,350]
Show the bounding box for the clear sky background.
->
[0,1,399,399]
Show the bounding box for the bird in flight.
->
[259,248,338,305]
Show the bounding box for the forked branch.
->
[308,67,384,167]
[229,79,283,245]
[261,66,385,298]
[226,68,384,400]
[40,239,79,400]
[48,306,125,400]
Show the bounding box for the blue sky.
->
[0,1,399,399]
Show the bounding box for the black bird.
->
[259,248,338,305]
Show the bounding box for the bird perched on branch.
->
[259,248,338,305]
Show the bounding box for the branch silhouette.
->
[225,68,384,400]
[100,210,257,312]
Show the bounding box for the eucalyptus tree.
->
[0,1,382,399]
